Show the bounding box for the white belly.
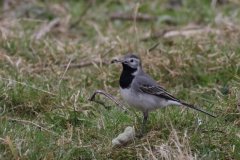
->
[120,87,170,112]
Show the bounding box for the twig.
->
[211,0,217,9]
[0,78,56,95]
[110,12,176,25]
[62,61,92,67]
[142,28,221,41]
[180,41,217,45]
[59,59,72,85]
[201,129,226,133]
[61,60,109,68]
[90,97,111,110]
[147,43,160,54]
[9,118,59,136]
[228,113,240,115]
[71,1,92,28]
[20,18,47,22]
[0,137,7,142]
[30,67,50,73]
[141,29,172,41]
[134,3,140,49]
[110,12,157,21]
[89,90,129,112]
[163,28,221,38]
[36,18,60,39]
[102,45,115,57]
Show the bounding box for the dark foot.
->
[135,133,144,139]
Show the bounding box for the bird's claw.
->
[135,133,145,139]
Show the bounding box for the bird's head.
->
[111,54,142,70]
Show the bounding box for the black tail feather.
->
[181,102,216,118]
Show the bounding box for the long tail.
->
[181,102,216,118]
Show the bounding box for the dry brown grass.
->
[0,0,240,159]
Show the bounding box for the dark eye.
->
[130,59,134,62]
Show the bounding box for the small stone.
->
[112,126,135,147]
[220,87,230,94]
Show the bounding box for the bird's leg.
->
[136,110,148,139]
[141,111,148,134]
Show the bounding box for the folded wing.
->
[139,84,180,102]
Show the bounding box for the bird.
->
[112,54,216,138]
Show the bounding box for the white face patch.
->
[132,66,142,76]
[124,57,141,69]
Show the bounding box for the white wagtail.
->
[112,54,216,138]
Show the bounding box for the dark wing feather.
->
[139,84,180,102]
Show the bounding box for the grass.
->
[0,0,240,159]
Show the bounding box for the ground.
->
[0,0,240,159]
